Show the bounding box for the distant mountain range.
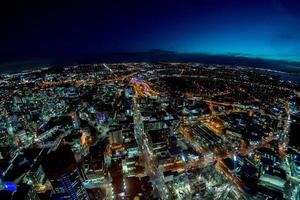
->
[1,50,300,74]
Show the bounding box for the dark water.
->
[279,73,300,83]
[0,60,53,74]
[266,71,300,83]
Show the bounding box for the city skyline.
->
[1,1,300,200]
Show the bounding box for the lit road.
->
[132,95,171,200]
[279,100,292,157]
[129,78,159,97]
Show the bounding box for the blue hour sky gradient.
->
[0,0,300,64]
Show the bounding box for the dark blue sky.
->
[0,0,300,65]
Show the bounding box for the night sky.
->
[1,0,300,67]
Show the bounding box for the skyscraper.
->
[42,146,89,200]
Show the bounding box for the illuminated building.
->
[42,146,89,200]
[13,183,40,200]
[258,166,286,192]
[70,112,80,129]
[109,128,123,145]
[0,180,17,192]
[191,124,222,147]
[0,181,40,200]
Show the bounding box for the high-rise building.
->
[42,146,89,200]
[70,112,80,129]
[109,128,123,145]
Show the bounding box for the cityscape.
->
[0,63,300,199]
[1,0,300,199]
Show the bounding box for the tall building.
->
[42,146,89,200]
[70,112,80,129]
[109,128,123,145]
